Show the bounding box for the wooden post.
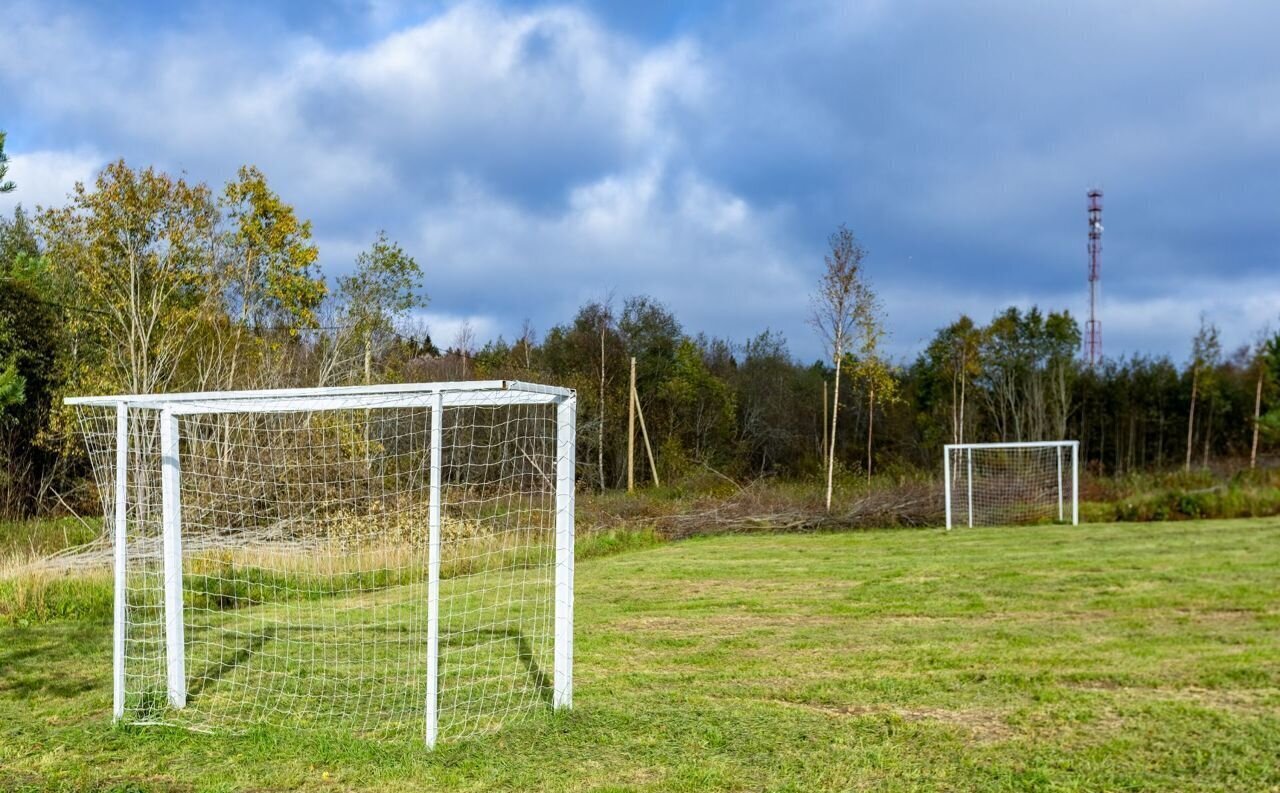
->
[634,384,660,488]
[1251,369,1263,470]
[865,385,875,484]
[628,357,636,492]
[364,330,373,385]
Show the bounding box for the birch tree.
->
[540,299,626,490]
[1251,326,1280,468]
[947,318,982,444]
[810,225,871,510]
[1184,316,1221,471]
[847,281,896,482]
[336,232,425,385]
[849,352,898,482]
[923,316,984,447]
[516,319,537,370]
[221,166,325,331]
[199,166,326,391]
[594,297,614,491]
[978,307,1079,442]
[38,160,219,395]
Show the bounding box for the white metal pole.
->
[943,445,953,530]
[425,392,443,748]
[1071,441,1080,526]
[553,394,577,710]
[112,403,129,721]
[966,447,974,528]
[1057,446,1064,522]
[159,409,186,709]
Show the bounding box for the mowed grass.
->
[2,518,1279,792]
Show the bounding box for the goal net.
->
[69,381,576,748]
[943,441,1078,529]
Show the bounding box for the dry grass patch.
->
[766,698,1015,744]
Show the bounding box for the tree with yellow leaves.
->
[39,160,219,396]
[810,225,875,510]
[221,165,325,331]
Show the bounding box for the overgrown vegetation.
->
[1,519,1277,791]
[1083,467,1280,522]
[3,150,1280,522]
[8,462,1280,629]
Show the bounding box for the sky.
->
[2,0,1279,363]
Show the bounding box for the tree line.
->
[1,147,1278,517]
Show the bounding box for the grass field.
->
[2,518,1279,792]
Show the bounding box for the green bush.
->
[576,526,662,560]
[1110,482,1280,522]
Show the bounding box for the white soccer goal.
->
[68,380,575,748]
[943,441,1079,529]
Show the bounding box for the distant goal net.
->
[70,381,576,748]
[943,441,1078,529]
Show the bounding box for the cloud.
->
[1,3,707,221]
[1097,276,1280,361]
[2,0,1279,363]
[416,311,500,352]
[879,273,1280,365]
[3,0,797,349]
[412,161,807,341]
[0,148,103,215]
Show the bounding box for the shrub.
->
[1109,482,1280,522]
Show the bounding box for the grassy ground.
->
[2,518,1278,792]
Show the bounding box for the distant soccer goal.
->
[943,441,1078,529]
[68,381,576,748]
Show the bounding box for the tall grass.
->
[0,516,102,568]
[0,568,113,625]
[2,518,663,627]
[0,516,110,625]
[1085,466,1280,522]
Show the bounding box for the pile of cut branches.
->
[640,479,943,540]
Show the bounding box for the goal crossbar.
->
[68,380,576,748]
[65,379,570,408]
[944,441,1078,450]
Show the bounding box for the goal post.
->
[943,441,1079,529]
[69,380,576,748]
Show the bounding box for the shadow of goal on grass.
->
[441,625,554,705]
[123,619,551,728]
[185,627,278,704]
[179,623,551,709]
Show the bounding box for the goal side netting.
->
[70,381,575,747]
[943,441,1078,529]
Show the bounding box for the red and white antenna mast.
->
[1086,189,1103,366]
